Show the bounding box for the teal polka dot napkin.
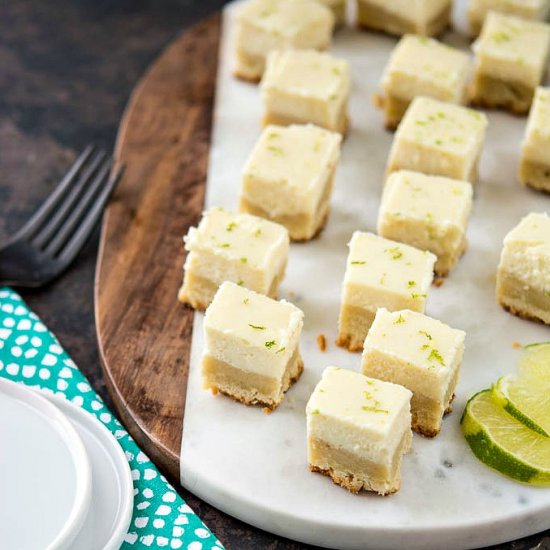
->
[0,288,224,550]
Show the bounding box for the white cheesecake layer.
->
[241,124,341,217]
[363,308,465,402]
[204,282,304,379]
[306,367,412,464]
[342,231,436,312]
[261,49,350,131]
[472,12,550,88]
[387,96,488,182]
[498,213,550,290]
[522,87,550,165]
[382,35,470,103]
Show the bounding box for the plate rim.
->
[0,377,92,550]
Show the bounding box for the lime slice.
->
[461,390,550,485]
[493,375,550,437]
[492,341,550,437]
[519,341,550,378]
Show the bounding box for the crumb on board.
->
[512,341,522,349]
[263,407,273,415]
[317,334,327,352]
[372,93,384,109]
[211,387,219,396]
[288,290,296,299]
[434,277,444,288]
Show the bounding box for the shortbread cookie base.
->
[497,270,550,325]
[519,158,550,193]
[308,430,412,495]
[178,270,282,311]
[239,172,335,241]
[336,304,377,352]
[262,111,349,137]
[381,93,410,131]
[411,371,458,438]
[202,350,304,410]
[356,0,451,37]
[363,356,459,437]
[234,49,264,83]
[470,73,535,115]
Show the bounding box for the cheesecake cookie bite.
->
[306,367,413,495]
[378,171,474,276]
[178,207,289,310]
[496,213,550,325]
[202,282,304,409]
[386,96,488,184]
[470,12,550,114]
[240,124,342,241]
[362,308,466,437]
[380,35,471,129]
[233,0,334,82]
[315,0,347,26]
[260,49,350,135]
[356,0,452,37]
[519,87,550,192]
[337,231,436,352]
[468,0,550,36]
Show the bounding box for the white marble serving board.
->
[180,2,550,549]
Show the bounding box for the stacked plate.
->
[0,377,134,550]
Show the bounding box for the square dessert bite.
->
[386,96,488,184]
[496,212,550,325]
[337,231,436,352]
[520,87,550,192]
[178,207,289,310]
[306,367,412,495]
[362,308,466,437]
[378,170,474,276]
[260,49,350,135]
[380,35,471,129]
[233,0,334,82]
[315,0,347,25]
[356,0,452,37]
[468,0,550,36]
[240,124,342,241]
[470,12,550,114]
[202,282,304,409]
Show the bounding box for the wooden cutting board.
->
[95,14,221,480]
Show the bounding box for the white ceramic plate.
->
[0,378,92,550]
[180,2,550,549]
[40,393,134,550]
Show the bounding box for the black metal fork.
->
[0,145,122,287]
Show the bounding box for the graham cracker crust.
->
[308,430,412,495]
[469,74,535,115]
[499,300,549,326]
[203,352,304,410]
[519,158,550,193]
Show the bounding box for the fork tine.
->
[16,145,96,240]
[45,156,113,257]
[33,150,107,249]
[57,164,123,264]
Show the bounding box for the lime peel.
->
[461,390,550,486]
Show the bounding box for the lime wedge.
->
[461,390,550,485]
[492,341,550,437]
[519,341,550,379]
[493,375,550,437]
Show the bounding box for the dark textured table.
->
[0,2,548,549]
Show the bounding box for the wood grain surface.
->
[95,14,220,479]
